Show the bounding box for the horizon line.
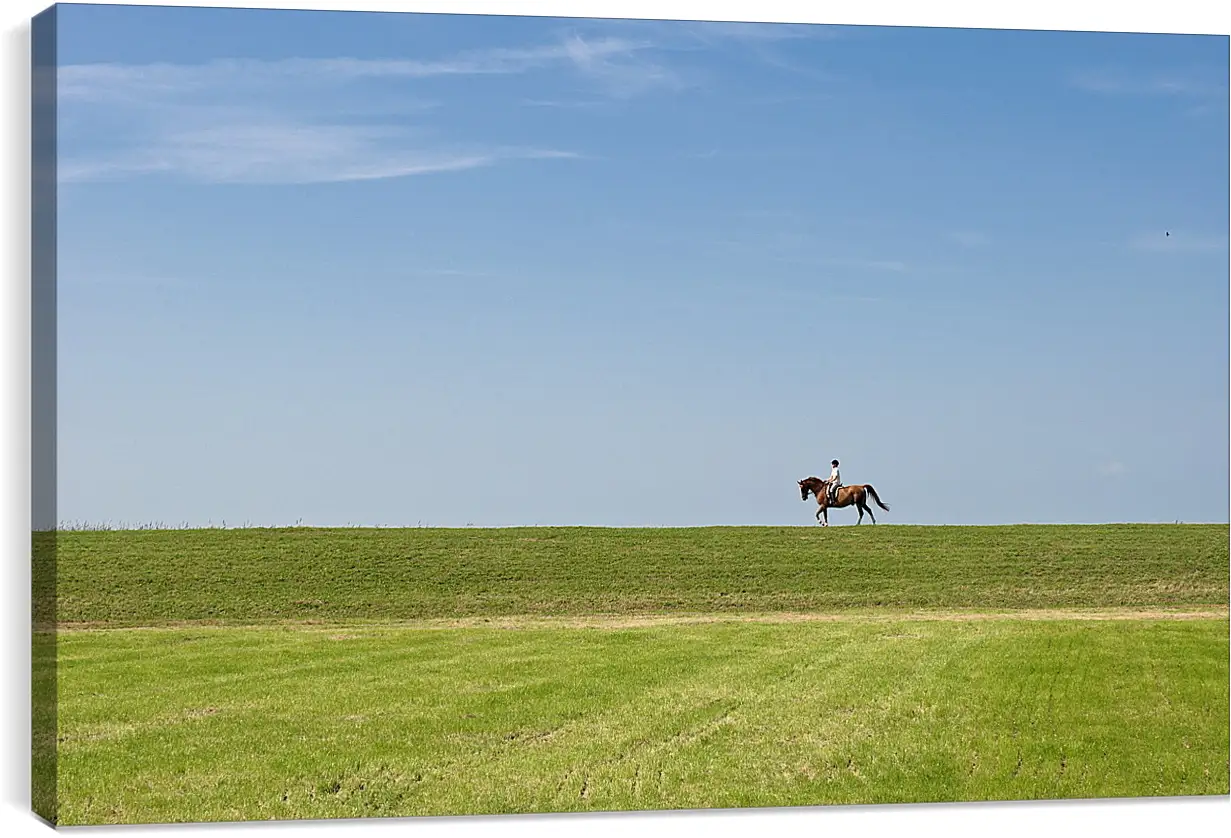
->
[44,521,1228,533]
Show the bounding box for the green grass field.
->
[50,524,1230,824]
[56,524,1228,624]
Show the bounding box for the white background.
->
[3,2,1228,836]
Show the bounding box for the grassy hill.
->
[53,524,1229,625]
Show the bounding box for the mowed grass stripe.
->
[54,524,1229,625]
[56,617,1229,824]
[54,606,1231,633]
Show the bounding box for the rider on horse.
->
[798,468,888,526]
[823,459,842,504]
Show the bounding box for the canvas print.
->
[31,1,1229,827]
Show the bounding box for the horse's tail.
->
[864,485,890,511]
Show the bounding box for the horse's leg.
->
[857,491,877,524]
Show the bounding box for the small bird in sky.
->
[1166,231,1171,237]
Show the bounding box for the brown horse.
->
[797,476,890,526]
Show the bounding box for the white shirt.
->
[830,466,841,483]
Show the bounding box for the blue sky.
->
[53,3,1229,527]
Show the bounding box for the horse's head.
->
[798,478,817,501]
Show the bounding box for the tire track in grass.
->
[537,627,897,808]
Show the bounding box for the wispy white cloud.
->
[58,34,694,184]
[1070,67,1227,98]
[558,17,843,89]
[58,39,649,185]
[519,98,611,109]
[574,17,838,47]
[680,20,843,44]
[674,20,844,85]
[58,38,660,103]
[558,33,689,98]
[62,122,578,185]
[57,23,842,185]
